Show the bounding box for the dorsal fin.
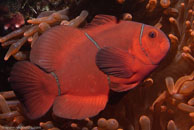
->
[85,15,117,28]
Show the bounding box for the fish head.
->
[139,24,170,65]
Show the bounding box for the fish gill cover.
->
[0,0,193,130]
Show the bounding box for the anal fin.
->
[53,94,108,119]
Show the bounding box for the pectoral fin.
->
[110,82,139,92]
[96,47,134,78]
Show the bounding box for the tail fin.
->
[10,61,57,119]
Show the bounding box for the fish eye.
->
[148,31,157,38]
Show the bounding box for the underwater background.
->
[0,0,194,129]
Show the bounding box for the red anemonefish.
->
[10,15,170,120]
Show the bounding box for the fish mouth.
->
[139,24,157,65]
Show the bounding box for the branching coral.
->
[0,7,88,61]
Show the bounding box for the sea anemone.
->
[0,7,88,61]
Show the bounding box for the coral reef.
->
[0,0,194,130]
